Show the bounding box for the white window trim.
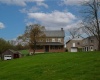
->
[52,38,55,42]
[58,38,61,42]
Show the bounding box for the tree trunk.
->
[98,40,100,51]
[32,45,36,55]
[33,48,35,55]
[33,42,36,55]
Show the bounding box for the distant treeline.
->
[0,38,29,55]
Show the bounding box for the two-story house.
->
[66,36,83,52]
[29,28,65,53]
[82,36,98,51]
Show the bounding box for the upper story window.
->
[91,40,94,43]
[58,38,61,42]
[77,42,80,45]
[46,39,50,42]
[85,40,88,44]
[40,39,43,42]
[52,38,55,42]
[83,41,85,44]
[72,43,75,47]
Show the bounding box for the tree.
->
[0,38,15,55]
[68,27,82,39]
[23,24,45,55]
[81,0,100,51]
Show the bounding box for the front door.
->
[45,46,49,52]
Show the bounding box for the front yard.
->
[0,51,100,80]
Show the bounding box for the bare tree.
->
[68,27,82,39]
[81,0,100,51]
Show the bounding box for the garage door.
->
[4,55,12,60]
[71,48,77,52]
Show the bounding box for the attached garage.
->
[71,47,78,52]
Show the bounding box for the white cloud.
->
[0,0,48,8]
[27,11,77,30]
[20,6,40,13]
[0,0,27,6]
[65,20,82,30]
[36,1,48,8]
[0,22,5,29]
[62,0,90,5]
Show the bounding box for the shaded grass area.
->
[0,51,100,80]
[19,50,29,56]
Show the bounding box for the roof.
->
[72,36,83,40]
[44,30,65,37]
[66,40,71,44]
[37,42,64,45]
[66,36,83,44]
[9,49,16,53]
[83,36,97,40]
[7,49,21,54]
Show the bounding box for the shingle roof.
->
[83,36,96,40]
[44,30,65,37]
[8,49,21,54]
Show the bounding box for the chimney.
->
[61,28,63,31]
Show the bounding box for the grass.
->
[0,51,100,80]
[19,50,29,56]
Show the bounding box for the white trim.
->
[4,55,12,60]
[52,38,55,42]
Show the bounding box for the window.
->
[91,46,93,49]
[52,38,55,42]
[91,40,94,43]
[40,39,43,42]
[50,46,55,49]
[72,43,75,47]
[77,42,80,45]
[46,39,49,42]
[58,38,61,42]
[90,46,94,51]
[83,41,85,44]
[36,46,43,49]
[4,55,12,57]
[50,46,62,50]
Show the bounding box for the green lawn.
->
[0,51,100,80]
[19,50,29,56]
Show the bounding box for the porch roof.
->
[37,42,64,46]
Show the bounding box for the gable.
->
[72,36,83,40]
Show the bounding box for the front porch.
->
[30,42,65,53]
[35,45,64,53]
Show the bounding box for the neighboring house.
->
[29,28,65,54]
[82,36,98,51]
[1,49,21,60]
[66,36,83,52]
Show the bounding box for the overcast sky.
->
[0,0,90,40]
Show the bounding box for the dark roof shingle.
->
[44,30,65,37]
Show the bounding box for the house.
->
[1,49,21,60]
[29,28,65,54]
[82,36,98,51]
[66,36,83,52]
